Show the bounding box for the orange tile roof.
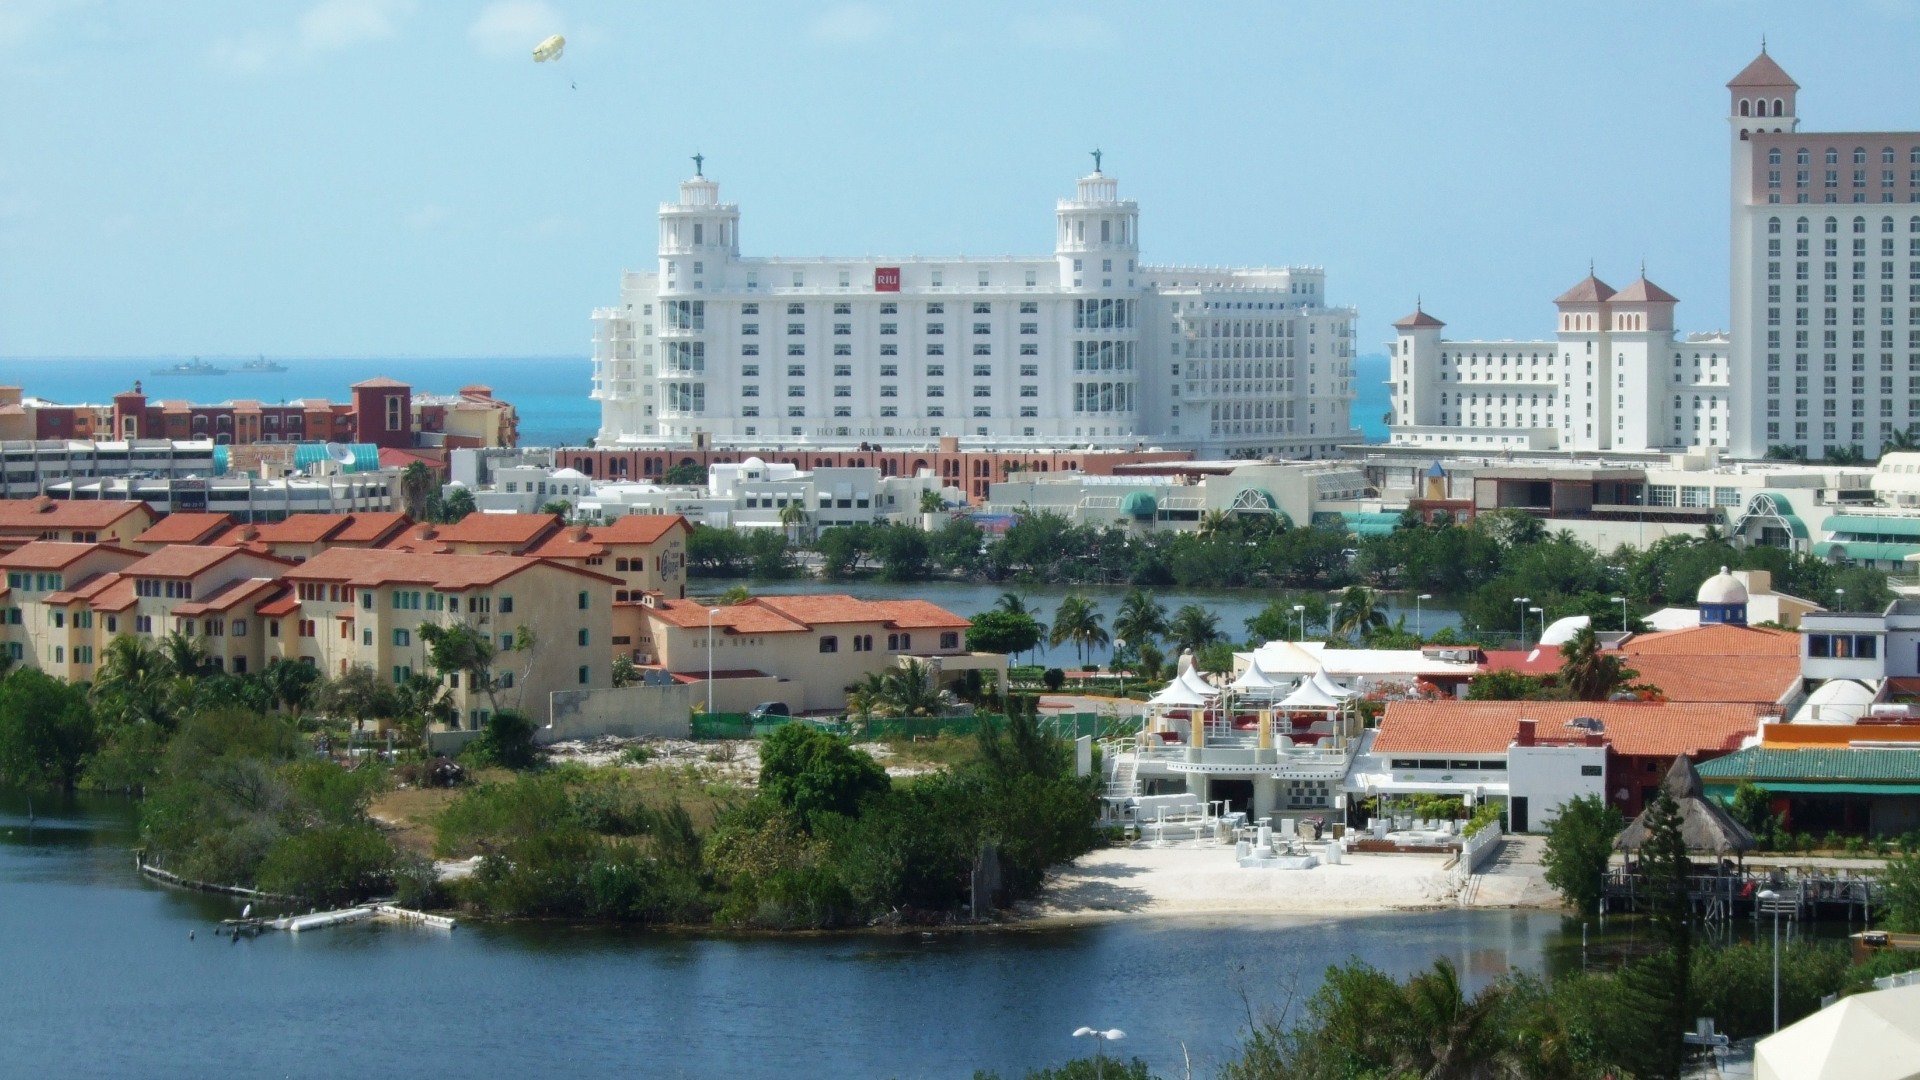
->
[648,598,810,635]
[0,541,140,570]
[1621,623,1800,657]
[526,525,602,559]
[247,514,351,544]
[174,577,282,615]
[125,545,289,579]
[333,512,412,544]
[593,514,688,544]
[865,599,973,630]
[88,575,137,612]
[1375,701,1767,758]
[285,546,612,590]
[429,513,561,548]
[1626,655,1799,705]
[135,513,237,546]
[254,586,298,617]
[1477,649,1563,676]
[0,498,150,531]
[753,593,971,630]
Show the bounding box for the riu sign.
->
[874,267,901,292]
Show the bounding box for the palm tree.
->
[90,634,172,727]
[1168,604,1222,655]
[438,486,477,523]
[399,461,437,520]
[1392,958,1515,1080]
[918,488,945,515]
[1558,625,1641,701]
[1887,427,1920,453]
[995,592,1047,641]
[320,664,399,732]
[260,657,322,721]
[1048,594,1109,667]
[1197,509,1233,538]
[1332,585,1387,639]
[1113,589,1168,651]
[779,500,811,544]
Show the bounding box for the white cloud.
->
[405,204,450,231]
[469,0,562,60]
[1011,11,1116,49]
[207,31,280,74]
[810,3,890,45]
[298,0,411,51]
[0,0,90,50]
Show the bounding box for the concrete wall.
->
[1507,743,1607,831]
[543,683,694,743]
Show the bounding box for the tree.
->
[467,708,540,769]
[965,609,1043,661]
[1558,626,1643,701]
[994,593,1047,640]
[391,671,455,742]
[718,583,752,605]
[1634,784,1695,1080]
[319,665,399,731]
[90,634,173,728]
[260,658,322,720]
[1112,589,1168,652]
[1729,781,1784,850]
[918,488,946,515]
[1167,603,1222,655]
[1541,795,1625,915]
[1244,599,1297,644]
[1332,585,1387,639]
[1764,443,1807,462]
[418,622,500,713]
[779,500,811,545]
[539,498,572,518]
[0,668,98,790]
[611,655,640,688]
[399,461,437,520]
[1884,426,1920,454]
[662,461,704,486]
[758,723,890,830]
[1881,853,1920,933]
[1049,594,1109,667]
[438,486,477,523]
[159,631,215,681]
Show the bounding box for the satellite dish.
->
[325,443,356,465]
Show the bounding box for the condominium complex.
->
[591,164,1360,458]
[1388,47,1920,460]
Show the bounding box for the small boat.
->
[239,356,288,373]
[150,357,227,376]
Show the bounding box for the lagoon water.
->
[1,788,1580,1080]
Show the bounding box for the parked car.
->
[748,701,791,722]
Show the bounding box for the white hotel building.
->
[590,166,1359,457]
[1387,48,1920,461]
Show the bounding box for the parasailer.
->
[532,34,565,63]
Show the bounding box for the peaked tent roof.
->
[1728,50,1799,90]
[1179,666,1221,698]
[1753,984,1920,1080]
[1149,677,1211,707]
[1280,676,1344,710]
[1391,308,1445,330]
[1229,659,1290,693]
[1615,755,1755,854]
[1611,277,1680,304]
[1554,275,1616,304]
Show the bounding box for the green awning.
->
[1120,491,1158,519]
[1742,491,1810,539]
[1704,780,1920,796]
[1822,514,1920,539]
[1813,541,1920,562]
[1336,511,1403,538]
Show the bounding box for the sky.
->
[2,1,1918,361]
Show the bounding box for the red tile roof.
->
[174,577,283,615]
[88,575,137,612]
[1728,50,1797,89]
[1554,275,1616,305]
[1623,622,1800,656]
[0,541,140,570]
[409,513,560,551]
[1614,623,1800,703]
[1391,308,1445,330]
[125,545,289,579]
[1375,701,1766,758]
[593,514,688,544]
[646,593,973,635]
[1477,649,1564,676]
[0,498,150,532]
[1611,277,1679,304]
[254,586,298,617]
[648,598,810,635]
[331,511,412,544]
[135,513,237,546]
[285,546,613,589]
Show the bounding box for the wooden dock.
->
[1601,868,1877,924]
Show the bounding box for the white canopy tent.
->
[1278,676,1345,711]
[1178,667,1221,699]
[1229,659,1290,694]
[1755,983,1920,1080]
[1147,680,1212,708]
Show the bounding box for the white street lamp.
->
[1757,888,1782,1032]
[706,607,721,716]
[1513,596,1532,649]
[1610,596,1628,632]
[1292,603,1305,642]
[1072,1027,1126,1079]
[1529,605,1545,644]
[1415,593,1432,639]
[1835,587,1846,612]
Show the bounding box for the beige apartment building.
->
[525,515,691,601]
[278,548,616,727]
[0,497,155,551]
[618,594,1000,713]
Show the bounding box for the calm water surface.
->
[1,788,1580,1080]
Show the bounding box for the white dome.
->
[742,456,766,469]
[550,467,586,479]
[1792,679,1876,725]
[1697,566,1748,606]
[1539,614,1591,647]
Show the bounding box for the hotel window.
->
[788,344,805,356]
[1020,385,1038,397]
[833,364,852,377]
[741,322,758,335]
[1019,364,1038,377]
[1020,322,1038,334]
[927,322,944,335]
[741,344,759,356]
[880,302,897,315]
[879,322,897,335]
[972,364,991,377]
[833,302,851,315]
[972,406,990,417]
[818,635,838,653]
[879,364,898,377]
[926,343,944,356]
[972,385,992,397]
[926,302,944,314]
[926,364,944,377]
[741,364,759,377]
[741,387,759,397]
[1019,344,1038,355]
[787,322,804,335]
[1019,301,1038,314]
[787,386,806,397]
[972,344,991,356]
[834,385,852,397]
[834,344,851,356]
[741,303,758,315]
[787,406,804,417]
[787,302,805,315]
[972,322,990,335]
[385,397,402,431]
[973,302,991,314]
[1019,406,1037,418]
[879,343,897,356]
[926,386,945,397]
[834,323,851,335]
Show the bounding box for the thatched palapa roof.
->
[1615,755,1756,855]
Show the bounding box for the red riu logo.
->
[874,267,901,292]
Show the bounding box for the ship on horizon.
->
[238,356,288,373]
[150,357,227,377]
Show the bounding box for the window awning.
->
[1704,780,1920,796]
[1813,541,1920,562]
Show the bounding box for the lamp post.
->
[1072,1027,1126,1080]
[1757,888,1782,1032]
[706,607,721,715]
[1329,601,1342,641]
[1292,603,1305,642]
[1835,587,1846,612]
[1416,593,1432,638]
[1513,596,1532,649]
[1610,595,1628,632]
[1529,605,1545,645]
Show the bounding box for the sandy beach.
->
[1016,837,1564,923]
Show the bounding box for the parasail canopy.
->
[532,34,565,62]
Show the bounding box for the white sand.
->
[1015,844,1471,922]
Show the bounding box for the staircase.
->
[1104,753,1139,801]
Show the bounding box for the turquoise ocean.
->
[0,354,1392,449]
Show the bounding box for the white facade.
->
[1725,51,1920,460]
[1384,281,1733,454]
[591,167,1359,457]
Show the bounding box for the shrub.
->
[463,709,540,770]
[1541,794,1625,915]
[1042,668,1066,691]
[256,822,399,905]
